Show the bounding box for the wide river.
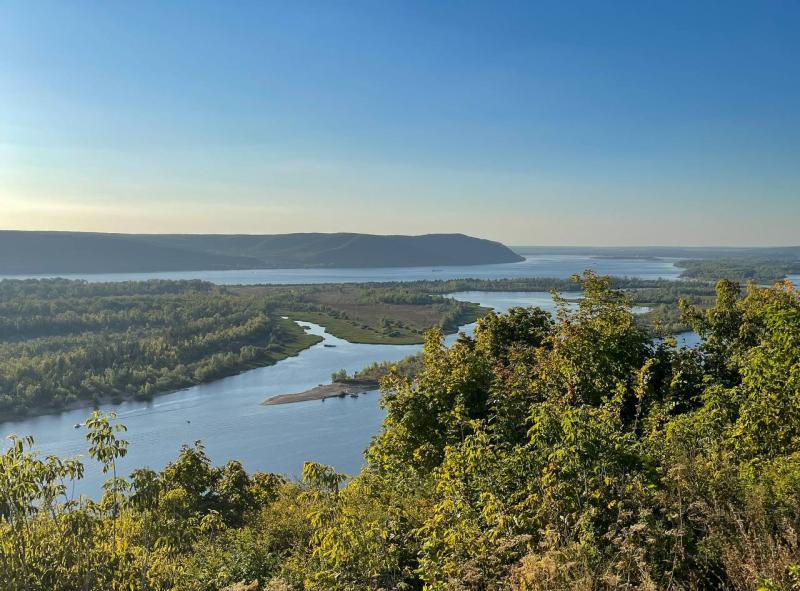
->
[0,254,682,284]
[1,256,708,498]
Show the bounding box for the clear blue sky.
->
[1,1,798,245]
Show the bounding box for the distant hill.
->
[0,231,523,275]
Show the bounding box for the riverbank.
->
[0,324,322,424]
[262,378,380,405]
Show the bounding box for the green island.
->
[0,279,323,421]
[236,283,488,345]
[3,272,800,589]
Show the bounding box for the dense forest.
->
[676,258,797,284]
[3,272,800,589]
[0,279,320,420]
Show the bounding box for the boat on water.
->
[73,423,81,429]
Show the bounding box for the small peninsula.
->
[262,378,380,406]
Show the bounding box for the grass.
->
[234,284,490,345]
[285,303,487,345]
[268,316,324,358]
[285,311,430,344]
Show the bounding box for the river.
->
[1,264,702,498]
[0,254,682,284]
[0,291,569,497]
[1,321,434,498]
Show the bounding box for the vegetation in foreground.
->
[3,272,800,590]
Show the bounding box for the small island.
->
[263,356,422,406]
[262,378,379,405]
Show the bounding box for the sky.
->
[1,1,798,246]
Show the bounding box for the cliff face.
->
[0,231,523,274]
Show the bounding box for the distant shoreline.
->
[262,378,380,406]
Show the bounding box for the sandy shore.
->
[262,379,379,406]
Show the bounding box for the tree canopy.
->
[3,272,800,590]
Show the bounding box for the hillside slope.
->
[0,231,523,274]
[137,232,524,268]
[0,231,261,274]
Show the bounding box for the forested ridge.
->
[0,231,522,274]
[3,272,800,589]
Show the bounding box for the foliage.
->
[0,275,721,422]
[331,369,349,383]
[240,276,722,346]
[677,258,792,284]
[0,279,321,420]
[354,353,423,382]
[3,272,800,589]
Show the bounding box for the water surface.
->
[1,281,701,499]
[1,321,475,497]
[0,254,682,284]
